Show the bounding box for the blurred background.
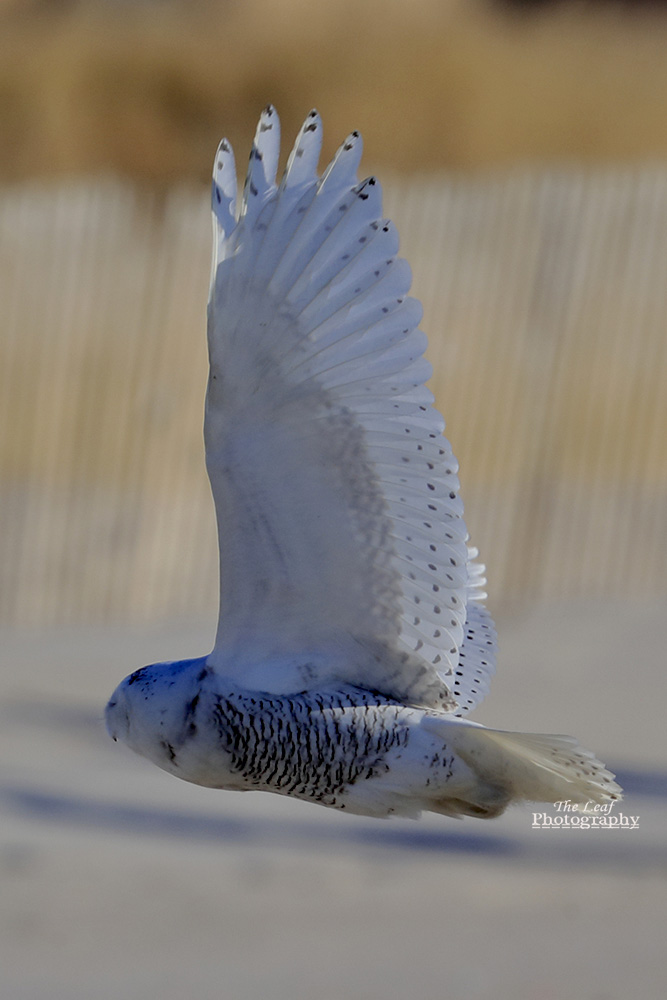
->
[1,2,666,999]
[2,0,667,623]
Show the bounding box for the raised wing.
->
[205,106,496,711]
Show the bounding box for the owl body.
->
[106,658,512,819]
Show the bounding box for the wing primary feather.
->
[241,104,281,223]
[293,256,415,356]
[314,331,429,390]
[268,176,384,302]
[210,137,237,288]
[281,109,323,190]
[318,130,363,193]
[254,104,281,180]
[282,294,423,381]
[283,196,397,316]
[295,220,400,329]
[239,109,324,289]
[211,138,237,232]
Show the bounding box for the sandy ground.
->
[1,601,665,1000]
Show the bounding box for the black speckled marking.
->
[209,688,410,807]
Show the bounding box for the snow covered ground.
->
[1,601,665,1000]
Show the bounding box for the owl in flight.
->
[106,108,621,819]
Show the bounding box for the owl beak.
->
[105,687,130,744]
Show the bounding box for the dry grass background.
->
[1,0,667,625]
[3,0,667,182]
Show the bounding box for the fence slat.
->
[1,170,665,624]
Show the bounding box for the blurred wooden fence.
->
[1,170,666,626]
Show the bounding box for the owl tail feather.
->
[451,725,623,809]
[419,717,622,818]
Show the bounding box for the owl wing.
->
[205,106,496,712]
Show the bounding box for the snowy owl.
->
[106,107,621,819]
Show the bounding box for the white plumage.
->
[106,107,621,819]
